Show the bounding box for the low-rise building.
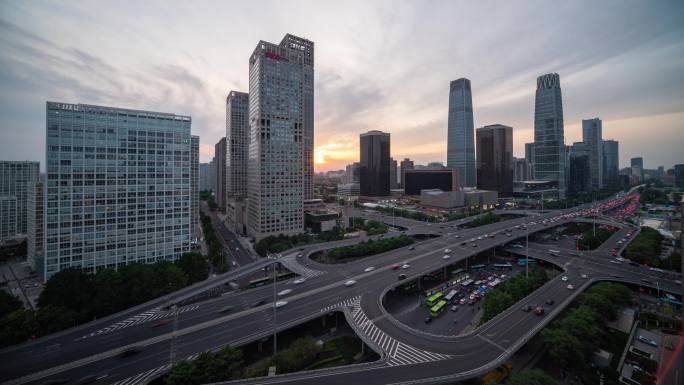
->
[305,210,340,233]
[463,189,498,210]
[420,189,464,209]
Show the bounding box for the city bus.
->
[444,289,458,302]
[517,258,537,266]
[402,280,417,291]
[461,279,474,287]
[493,263,513,270]
[248,277,272,288]
[426,291,444,307]
[471,264,486,272]
[429,300,448,318]
[451,268,466,278]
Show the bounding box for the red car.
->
[151,319,171,327]
[391,264,400,270]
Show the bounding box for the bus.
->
[402,280,417,290]
[426,292,444,307]
[276,272,296,281]
[248,276,272,288]
[517,258,537,266]
[444,289,458,302]
[429,300,448,318]
[471,264,486,272]
[451,268,466,278]
[461,279,474,287]
[493,263,513,270]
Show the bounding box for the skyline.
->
[1,1,684,172]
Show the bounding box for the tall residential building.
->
[27,180,44,274]
[247,34,313,241]
[447,78,476,187]
[582,118,603,190]
[226,91,249,197]
[199,162,213,191]
[359,131,390,197]
[602,140,619,189]
[533,73,566,197]
[631,157,644,181]
[524,143,535,180]
[476,124,513,197]
[0,161,40,240]
[44,102,192,279]
[214,137,227,211]
[568,142,591,195]
[400,158,414,188]
[190,135,199,235]
[389,157,398,189]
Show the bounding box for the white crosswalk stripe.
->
[279,255,326,279]
[82,304,200,339]
[322,296,450,366]
[114,353,200,385]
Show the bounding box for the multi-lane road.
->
[1,194,680,385]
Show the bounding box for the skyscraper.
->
[568,142,591,195]
[27,180,44,274]
[343,162,360,183]
[226,91,249,233]
[44,102,192,279]
[400,158,414,188]
[389,157,398,189]
[513,157,528,182]
[602,140,619,189]
[447,78,476,187]
[476,124,513,197]
[533,73,566,197]
[191,135,199,235]
[247,34,313,241]
[631,157,644,181]
[199,162,213,191]
[674,164,684,188]
[0,161,40,240]
[524,142,535,179]
[214,137,227,212]
[582,118,603,190]
[359,131,390,197]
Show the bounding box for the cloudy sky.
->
[1,0,683,172]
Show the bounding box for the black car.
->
[120,345,145,357]
[398,274,407,280]
[251,299,266,308]
[545,299,555,306]
[424,317,432,324]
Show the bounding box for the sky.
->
[1,0,683,172]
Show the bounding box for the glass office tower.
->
[533,73,566,197]
[582,118,603,190]
[0,161,40,240]
[447,78,476,187]
[359,130,390,197]
[44,102,192,279]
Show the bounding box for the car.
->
[610,260,621,264]
[398,274,407,280]
[277,289,292,296]
[408,246,415,250]
[217,306,234,314]
[444,248,452,253]
[120,345,145,357]
[454,235,460,238]
[345,280,357,286]
[391,264,400,270]
[534,306,545,315]
[442,255,451,260]
[401,264,410,269]
[472,243,478,247]
[151,319,171,327]
[477,236,483,240]
[545,299,555,305]
[424,317,432,324]
[637,336,658,347]
[293,278,306,284]
[251,300,266,307]
[364,266,375,272]
[451,305,459,312]
[275,301,288,308]
[580,274,588,279]
[566,284,575,290]
[561,276,568,281]
[460,242,467,246]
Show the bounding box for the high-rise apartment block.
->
[214,137,227,211]
[389,157,398,189]
[602,140,619,189]
[447,78,476,187]
[567,142,591,195]
[190,135,199,235]
[476,124,513,197]
[199,161,214,191]
[533,73,566,197]
[44,102,193,279]
[27,180,44,274]
[359,131,390,197]
[582,118,603,190]
[246,34,313,241]
[513,157,528,182]
[0,161,40,240]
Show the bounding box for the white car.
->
[364,266,375,272]
[580,274,588,279]
[275,300,288,308]
[293,278,306,284]
[401,264,411,269]
[477,236,483,240]
[345,280,357,286]
[442,255,451,260]
[277,289,292,296]
[561,276,568,281]
[454,235,460,238]
[566,284,575,290]
[444,249,452,253]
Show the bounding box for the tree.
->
[0,309,35,347]
[152,262,188,296]
[542,327,585,368]
[497,369,558,385]
[92,268,124,317]
[118,263,158,306]
[481,291,514,323]
[165,346,244,385]
[0,290,22,318]
[176,253,210,284]
[38,268,93,312]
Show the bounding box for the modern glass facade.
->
[631,157,644,181]
[403,169,459,196]
[447,78,476,187]
[359,131,390,197]
[226,91,249,198]
[582,118,603,190]
[214,137,227,211]
[44,102,192,279]
[0,161,40,240]
[190,135,199,235]
[247,35,312,241]
[602,140,619,189]
[27,180,44,274]
[533,73,566,197]
[476,124,513,197]
[568,142,591,195]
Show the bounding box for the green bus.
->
[248,276,272,288]
[429,300,447,318]
[426,291,444,307]
[451,268,466,277]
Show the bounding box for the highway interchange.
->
[0,194,681,385]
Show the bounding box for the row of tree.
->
[0,253,209,348]
[625,226,663,267]
[541,282,632,370]
[327,234,415,260]
[480,267,548,324]
[577,227,613,250]
[199,211,228,272]
[370,205,438,222]
[490,369,558,385]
